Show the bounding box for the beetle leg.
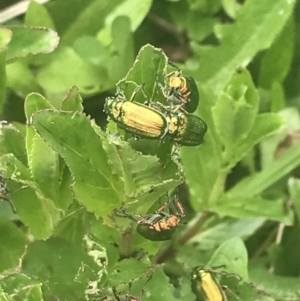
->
[155,74,169,99]
[129,84,145,102]
[115,86,126,100]
[172,103,188,113]
[114,208,140,222]
[167,60,182,72]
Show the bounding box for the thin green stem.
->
[207,168,228,206]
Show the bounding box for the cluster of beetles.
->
[104,62,207,147]
[104,62,207,242]
[101,64,222,301]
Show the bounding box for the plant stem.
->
[207,169,228,205]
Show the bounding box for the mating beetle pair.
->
[104,92,207,146]
[104,61,206,146]
[115,193,185,241]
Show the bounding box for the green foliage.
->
[0,0,300,300]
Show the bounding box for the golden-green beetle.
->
[104,97,169,140]
[191,267,227,301]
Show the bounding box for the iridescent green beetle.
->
[104,96,169,140]
[191,267,227,301]
[148,102,207,146]
[165,111,207,146]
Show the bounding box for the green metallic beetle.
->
[148,102,207,146]
[114,192,185,241]
[104,96,169,140]
[191,267,227,301]
[104,88,207,146]
[166,111,207,146]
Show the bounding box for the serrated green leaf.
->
[95,129,181,208]
[53,206,86,244]
[57,166,74,211]
[6,26,59,62]
[195,0,296,96]
[117,141,165,197]
[213,91,254,152]
[21,238,99,301]
[109,258,150,285]
[135,179,182,214]
[12,186,60,239]
[24,283,43,301]
[0,274,42,301]
[24,93,60,203]
[24,93,55,120]
[60,85,83,113]
[89,220,120,268]
[24,93,54,160]
[118,44,168,103]
[0,218,27,272]
[0,154,31,181]
[29,134,60,202]
[31,110,123,218]
[228,68,259,110]
[142,268,179,301]
[0,122,27,166]
[208,237,248,280]
[212,69,261,164]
